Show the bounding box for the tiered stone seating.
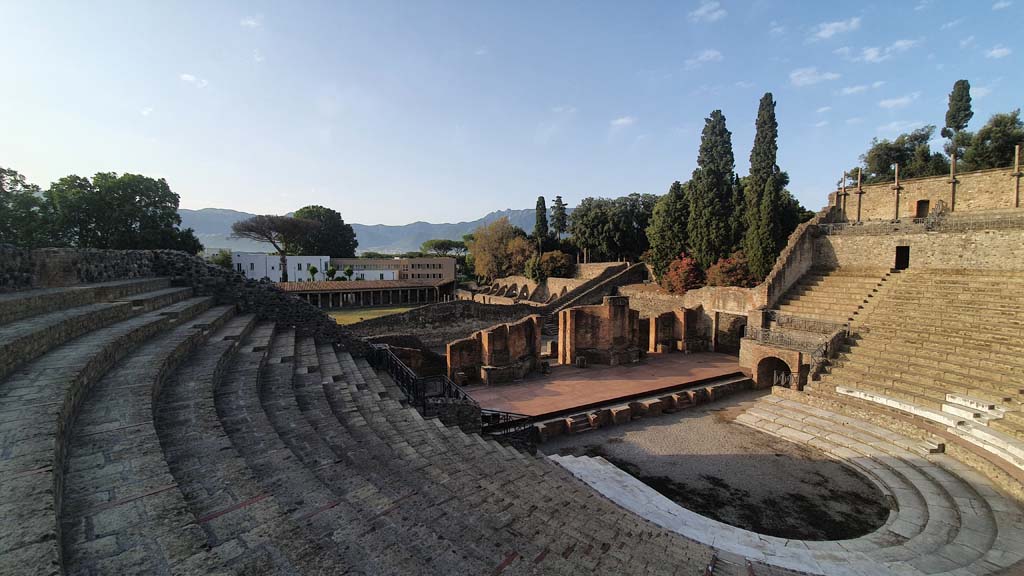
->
[773,267,893,326]
[554,394,1024,575]
[817,268,1024,473]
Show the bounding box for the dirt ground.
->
[329,306,416,325]
[540,389,890,541]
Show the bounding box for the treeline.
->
[0,168,203,254]
[845,80,1024,185]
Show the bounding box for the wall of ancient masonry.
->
[829,167,1020,222]
[0,245,158,292]
[446,315,543,385]
[817,228,1024,270]
[558,296,641,366]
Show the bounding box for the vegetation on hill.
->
[0,168,202,253]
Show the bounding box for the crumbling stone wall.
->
[0,244,33,292]
[0,245,158,292]
[348,300,539,350]
[828,167,1019,221]
[558,296,642,366]
[447,315,543,385]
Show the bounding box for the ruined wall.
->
[446,315,543,385]
[829,167,1019,222]
[347,299,539,349]
[576,262,622,279]
[558,296,641,366]
[817,228,1024,270]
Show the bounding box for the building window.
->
[379,273,384,280]
[249,263,254,271]
[297,262,302,270]
[236,263,243,272]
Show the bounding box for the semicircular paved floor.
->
[551,395,1024,576]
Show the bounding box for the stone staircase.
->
[553,393,1024,575]
[814,268,1024,476]
[772,267,895,327]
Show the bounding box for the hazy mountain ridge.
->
[179,207,543,254]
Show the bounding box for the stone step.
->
[0,277,172,327]
[0,286,193,382]
[842,341,1024,378]
[0,295,214,576]
[59,304,237,575]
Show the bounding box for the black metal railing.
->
[367,344,536,447]
[766,310,849,335]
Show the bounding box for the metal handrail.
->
[367,344,536,446]
[766,310,849,335]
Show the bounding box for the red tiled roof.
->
[275,279,450,292]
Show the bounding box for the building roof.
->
[275,278,451,292]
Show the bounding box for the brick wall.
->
[816,228,1024,270]
[829,167,1019,222]
[446,315,542,385]
[558,296,641,366]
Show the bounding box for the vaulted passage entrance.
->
[757,356,793,389]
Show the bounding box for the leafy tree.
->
[706,251,757,287]
[569,194,656,263]
[963,110,1024,170]
[942,80,973,159]
[421,238,465,256]
[0,167,52,248]
[858,126,949,183]
[286,205,357,257]
[534,196,549,249]
[661,253,705,294]
[326,266,338,280]
[307,265,319,281]
[646,181,690,280]
[687,110,736,269]
[231,215,319,282]
[525,250,575,282]
[550,196,569,237]
[507,235,537,276]
[468,217,524,281]
[569,197,612,262]
[209,248,234,270]
[344,265,354,280]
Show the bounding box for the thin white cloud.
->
[840,39,921,63]
[993,1,1012,9]
[974,85,993,98]
[915,0,932,10]
[689,1,727,23]
[179,73,208,88]
[610,116,636,127]
[872,80,886,88]
[817,106,832,113]
[240,15,262,28]
[878,92,920,109]
[986,45,1012,58]
[474,47,490,56]
[551,105,577,114]
[960,36,976,48]
[841,81,884,95]
[140,107,153,117]
[789,67,840,87]
[878,120,925,133]
[810,17,861,41]
[685,48,723,70]
[940,19,962,30]
[846,117,864,125]
[769,21,785,36]
[535,106,578,145]
[814,120,829,128]
[253,49,264,63]
[735,80,755,89]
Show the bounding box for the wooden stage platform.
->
[465,352,744,418]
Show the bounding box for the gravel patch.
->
[540,389,890,540]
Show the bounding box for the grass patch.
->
[329,306,415,325]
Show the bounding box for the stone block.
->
[609,406,632,425]
[592,409,612,428]
[628,401,648,417]
[659,395,678,412]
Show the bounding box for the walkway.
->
[468,352,741,416]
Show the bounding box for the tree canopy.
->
[231,215,319,282]
[856,126,949,184]
[942,79,973,159]
[962,110,1024,170]
[744,93,791,280]
[569,194,656,262]
[467,217,529,281]
[534,196,549,246]
[420,238,466,256]
[687,110,737,269]
[550,196,568,237]
[284,205,357,257]
[646,181,690,279]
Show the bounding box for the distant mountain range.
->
[179,207,545,254]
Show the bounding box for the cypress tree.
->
[646,180,690,279]
[686,110,735,269]
[744,93,786,280]
[942,79,973,159]
[534,195,549,249]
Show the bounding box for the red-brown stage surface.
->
[466,352,742,417]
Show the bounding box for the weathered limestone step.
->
[0,277,171,327]
[0,286,193,382]
[841,343,1024,380]
[59,304,236,576]
[0,296,213,576]
[836,386,966,427]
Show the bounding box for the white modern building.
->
[232,252,331,282]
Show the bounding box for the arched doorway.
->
[757,356,794,389]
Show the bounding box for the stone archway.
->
[757,356,794,389]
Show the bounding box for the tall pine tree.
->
[686,110,735,269]
[534,195,549,250]
[550,196,568,237]
[744,93,787,280]
[942,80,973,160]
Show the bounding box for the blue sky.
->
[1,1,1019,225]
